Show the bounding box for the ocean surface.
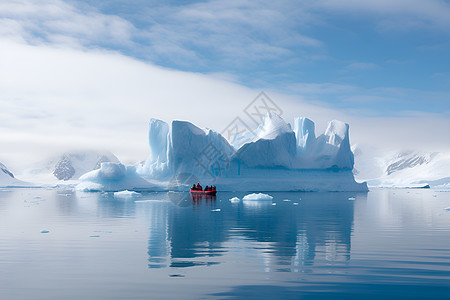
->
[0,188,449,299]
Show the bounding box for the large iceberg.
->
[78,113,367,192]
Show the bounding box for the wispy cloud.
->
[315,0,450,32]
[0,0,135,48]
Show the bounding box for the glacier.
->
[354,148,450,189]
[78,112,367,192]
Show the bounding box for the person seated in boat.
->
[212,185,216,191]
[196,183,202,191]
[192,184,197,190]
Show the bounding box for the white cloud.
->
[0,0,449,175]
[1,38,449,174]
[0,0,135,48]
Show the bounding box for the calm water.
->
[0,188,449,299]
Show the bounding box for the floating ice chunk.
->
[229,197,240,203]
[348,197,356,200]
[40,230,49,233]
[272,203,277,206]
[283,199,291,202]
[444,207,450,211]
[211,208,221,212]
[293,202,299,205]
[242,193,273,201]
[114,190,141,199]
[89,235,100,238]
[76,182,104,192]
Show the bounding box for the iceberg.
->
[229,197,241,203]
[78,112,368,192]
[242,193,274,201]
[114,190,142,199]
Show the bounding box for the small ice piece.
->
[211,208,221,212]
[114,190,141,199]
[272,203,277,206]
[348,197,356,200]
[242,193,273,201]
[444,207,450,211]
[293,202,299,205]
[283,199,291,202]
[89,235,100,237]
[229,197,240,203]
[40,230,49,233]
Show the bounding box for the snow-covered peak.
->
[254,112,293,141]
[0,161,30,187]
[19,150,120,182]
[354,148,450,188]
[0,162,14,178]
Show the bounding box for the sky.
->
[0,0,449,172]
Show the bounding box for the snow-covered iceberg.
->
[78,113,368,192]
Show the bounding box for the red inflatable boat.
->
[190,189,217,195]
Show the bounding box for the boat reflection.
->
[190,193,216,203]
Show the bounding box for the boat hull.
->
[190,190,217,195]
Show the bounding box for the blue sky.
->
[62,0,450,114]
[1,0,450,168]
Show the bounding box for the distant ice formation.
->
[354,148,450,189]
[19,150,120,183]
[0,162,31,187]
